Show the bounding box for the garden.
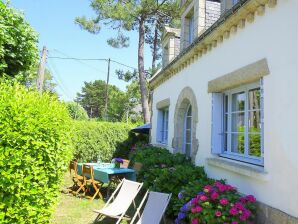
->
[0,2,258,223]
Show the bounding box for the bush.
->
[130,146,212,217]
[0,2,39,81]
[0,81,72,223]
[65,101,89,120]
[176,182,257,224]
[72,121,146,162]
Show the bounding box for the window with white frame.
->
[212,81,264,165]
[184,105,192,157]
[157,108,169,144]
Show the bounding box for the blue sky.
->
[10,0,152,101]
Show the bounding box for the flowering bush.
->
[176,182,257,224]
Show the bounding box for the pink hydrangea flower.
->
[199,195,208,201]
[229,207,238,216]
[215,211,222,217]
[210,192,219,200]
[204,185,213,193]
[219,198,229,205]
[234,202,244,210]
[192,218,199,224]
[191,198,199,205]
[245,195,256,202]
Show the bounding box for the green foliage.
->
[72,121,145,162]
[66,101,89,120]
[0,2,39,82]
[0,80,72,223]
[130,147,211,216]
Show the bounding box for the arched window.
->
[184,104,192,157]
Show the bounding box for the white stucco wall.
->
[151,0,298,218]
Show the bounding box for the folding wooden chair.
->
[69,160,85,194]
[94,179,143,224]
[82,164,103,200]
[130,191,172,224]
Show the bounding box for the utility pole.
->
[37,46,47,93]
[104,58,111,121]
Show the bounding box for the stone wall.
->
[256,202,298,224]
[206,0,221,29]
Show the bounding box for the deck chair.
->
[130,191,172,224]
[94,179,143,224]
[69,160,85,193]
[81,164,103,200]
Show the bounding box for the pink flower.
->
[234,202,244,210]
[245,195,256,202]
[220,198,229,205]
[199,195,208,201]
[211,192,219,200]
[204,185,213,193]
[191,207,197,213]
[195,206,203,213]
[229,207,238,216]
[191,198,199,205]
[192,218,199,224]
[215,211,222,217]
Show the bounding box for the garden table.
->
[77,163,136,199]
[76,163,136,184]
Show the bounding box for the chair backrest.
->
[82,164,94,181]
[120,159,130,168]
[133,191,172,224]
[69,160,78,176]
[105,179,143,215]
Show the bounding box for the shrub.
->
[65,101,89,120]
[0,81,72,223]
[72,121,145,162]
[176,182,257,224]
[130,146,211,216]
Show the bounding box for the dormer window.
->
[188,13,194,44]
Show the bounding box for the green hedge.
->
[0,81,72,223]
[72,121,147,162]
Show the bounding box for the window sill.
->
[207,157,268,181]
[154,142,168,148]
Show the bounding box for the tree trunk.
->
[152,25,158,73]
[138,17,151,123]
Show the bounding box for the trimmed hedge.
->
[72,121,145,162]
[0,81,72,223]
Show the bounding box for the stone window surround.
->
[208,58,270,93]
[172,87,199,162]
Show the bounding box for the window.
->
[188,14,194,44]
[184,105,192,157]
[157,108,169,144]
[212,81,264,165]
[233,0,239,5]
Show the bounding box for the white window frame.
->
[183,104,192,157]
[220,81,264,165]
[157,108,169,145]
[211,79,264,166]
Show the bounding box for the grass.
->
[51,173,128,224]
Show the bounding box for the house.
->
[149,0,298,222]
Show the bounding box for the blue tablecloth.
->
[77,163,136,183]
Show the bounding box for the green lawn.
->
[51,174,128,224]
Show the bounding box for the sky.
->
[10,0,152,101]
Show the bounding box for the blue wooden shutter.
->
[211,93,224,154]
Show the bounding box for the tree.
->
[75,0,180,123]
[76,80,127,121]
[65,101,89,120]
[0,1,39,82]
[27,68,57,94]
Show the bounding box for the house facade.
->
[149,0,298,222]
